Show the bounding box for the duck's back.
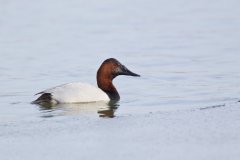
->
[35,82,110,104]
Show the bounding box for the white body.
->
[38,82,110,103]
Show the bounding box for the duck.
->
[33,58,140,104]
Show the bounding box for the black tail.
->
[32,93,53,104]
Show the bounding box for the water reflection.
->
[36,101,119,118]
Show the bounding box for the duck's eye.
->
[113,63,119,67]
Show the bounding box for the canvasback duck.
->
[33,58,140,104]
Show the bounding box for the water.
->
[1,0,240,159]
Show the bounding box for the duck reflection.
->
[36,101,119,118]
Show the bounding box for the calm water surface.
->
[1,0,240,159]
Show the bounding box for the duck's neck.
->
[97,78,120,101]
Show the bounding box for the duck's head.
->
[97,58,140,101]
[97,58,140,80]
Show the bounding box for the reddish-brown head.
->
[97,58,140,80]
[97,58,140,101]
